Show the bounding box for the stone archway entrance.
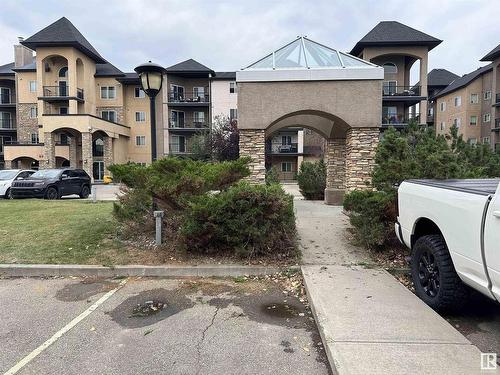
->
[236,36,384,204]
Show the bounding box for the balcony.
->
[168,120,209,132]
[267,143,299,154]
[493,118,500,131]
[382,113,421,128]
[40,86,84,102]
[0,118,16,131]
[167,92,210,107]
[495,93,500,106]
[382,85,425,105]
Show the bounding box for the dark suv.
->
[11,169,91,200]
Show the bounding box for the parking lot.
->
[0,277,330,375]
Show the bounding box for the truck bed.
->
[405,179,500,196]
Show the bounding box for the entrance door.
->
[59,81,67,97]
[92,161,105,181]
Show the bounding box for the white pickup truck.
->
[396,179,500,311]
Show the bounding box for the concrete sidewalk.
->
[296,200,485,374]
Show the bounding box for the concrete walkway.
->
[296,200,484,375]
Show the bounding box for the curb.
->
[0,264,296,278]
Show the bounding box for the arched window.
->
[58,67,68,78]
[92,138,104,157]
[382,62,397,74]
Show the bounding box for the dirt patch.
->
[55,278,116,302]
[107,288,195,328]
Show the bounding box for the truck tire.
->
[411,234,469,312]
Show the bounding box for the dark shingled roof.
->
[0,62,15,76]
[95,62,124,77]
[213,71,236,80]
[165,59,214,74]
[434,64,492,99]
[350,21,442,56]
[425,69,460,87]
[21,17,106,63]
[481,43,500,61]
[116,72,141,85]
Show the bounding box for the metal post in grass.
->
[153,210,164,246]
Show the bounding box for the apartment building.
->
[350,21,441,129]
[433,42,500,152]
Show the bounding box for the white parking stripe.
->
[4,278,128,375]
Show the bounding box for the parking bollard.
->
[92,185,97,203]
[153,210,165,246]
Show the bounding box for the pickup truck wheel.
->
[45,187,59,200]
[411,235,468,312]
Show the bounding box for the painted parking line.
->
[3,278,128,375]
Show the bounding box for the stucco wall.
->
[211,79,237,121]
[237,80,382,131]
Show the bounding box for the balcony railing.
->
[168,92,209,103]
[382,113,421,125]
[382,85,421,97]
[0,118,16,130]
[169,121,208,129]
[267,143,299,154]
[42,86,84,99]
[0,93,15,104]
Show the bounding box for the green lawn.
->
[0,200,131,264]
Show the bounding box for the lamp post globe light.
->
[134,61,166,162]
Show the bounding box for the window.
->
[59,107,68,115]
[101,110,117,122]
[281,162,292,172]
[468,138,477,145]
[484,91,492,100]
[382,62,397,74]
[470,93,479,104]
[60,134,68,145]
[29,106,37,119]
[282,135,292,145]
[483,137,491,144]
[0,87,11,104]
[30,132,39,144]
[484,113,491,122]
[0,112,12,128]
[58,67,68,78]
[454,96,461,107]
[29,80,37,92]
[439,102,446,112]
[93,138,104,157]
[382,106,398,123]
[170,135,185,153]
[193,87,205,100]
[135,135,146,146]
[229,82,236,93]
[469,115,477,126]
[100,86,116,99]
[170,84,184,101]
[230,108,238,121]
[440,122,446,131]
[383,81,397,95]
[135,111,146,122]
[193,111,205,125]
[134,87,145,98]
[170,111,185,128]
[453,118,461,128]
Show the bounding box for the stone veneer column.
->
[81,132,93,179]
[345,127,379,191]
[4,160,12,169]
[103,137,113,176]
[69,137,78,168]
[324,138,346,205]
[239,129,266,183]
[42,132,56,169]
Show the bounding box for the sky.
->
[0,0,499,83]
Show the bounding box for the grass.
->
[0,200,132,265]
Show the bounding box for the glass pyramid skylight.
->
[244,36,372,70]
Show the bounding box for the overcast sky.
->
[0,0,498,83]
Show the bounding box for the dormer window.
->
[382,63,398,74]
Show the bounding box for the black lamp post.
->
[134,61,166,162]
